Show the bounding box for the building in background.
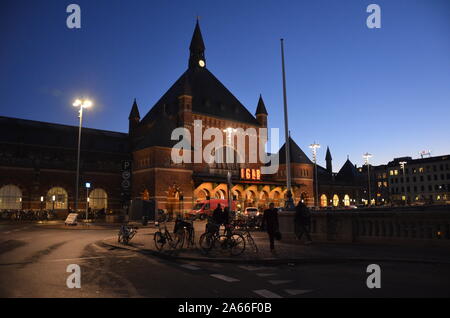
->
[386,155,450,205]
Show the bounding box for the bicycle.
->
[153,221,185,252]
[234,224,258,253]
[118,224,138,244]
[176,218,195,249]
[199,223,246,256]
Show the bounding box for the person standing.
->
[263,203,279,252]
[294,200,312,244]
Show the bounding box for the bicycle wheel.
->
[229,233,246,256]
[199,233,214,252]
[118,233,123,243]
[154,231,166,251]
[246,233,258,253]
[169,229,185,249]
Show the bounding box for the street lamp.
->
[309,142,320,209]
[363,153,373,206]
[73,99,93,213]
[399,161,407,205]
[52,194,56,214]
[85,182,91,221]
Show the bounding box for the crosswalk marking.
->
[180,264,201,270]
[256,273,277,277]
[268,280,294,285]
[253,289,283,298]
[210,274,240,282]
[285,289,313,296]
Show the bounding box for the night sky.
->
[1,0,449,170]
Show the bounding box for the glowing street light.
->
[309,142,320,209]
[363,152,373,206]
[73,99,93,213]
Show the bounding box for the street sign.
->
[122,171,131,179]
[65,213,78,225]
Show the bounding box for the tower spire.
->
[189,20,206,69]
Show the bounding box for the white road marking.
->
[285,289,313,296]
[210,274,240,282]
[256,273,277,277]
[180,264,201,270]
[268,280,294,285]
[253,289,283,298]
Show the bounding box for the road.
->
[1,222,450,298]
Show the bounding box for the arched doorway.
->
[214,189,225,199]
[46,187,68,210]
[344,194,350,206]
[89,188,108,210]
[0,184,22,210]
[320,194,327,207]
[332,194,339,207]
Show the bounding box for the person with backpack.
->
[294,200,312,244]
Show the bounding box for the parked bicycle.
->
[118,224,138,244]
[174,217,196,249]
[153,220,185,251]
[199,223,246,256]
[233,223,258,253]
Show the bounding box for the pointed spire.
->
[325,146,332,161]
[129,98,140,119]
[189,19,206,68]
[255,94,268,115]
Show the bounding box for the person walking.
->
[262,203,279,252]
[294,200,312,244]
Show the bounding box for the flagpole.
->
[280,38,294,209]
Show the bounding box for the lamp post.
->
[309,142,320,209]
[85,182,91,221]
[52,195,56,214]
[363,153,373,206]
[399,161,407,205]
[73,99,93,214]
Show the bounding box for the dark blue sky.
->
[1,0,449,170]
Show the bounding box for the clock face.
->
[198,59,205,67]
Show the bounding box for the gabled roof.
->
[140,67,260,126]
[277,137,313,165]
[336,158,359,180]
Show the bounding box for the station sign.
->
[240,168,261,181]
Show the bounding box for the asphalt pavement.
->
[1,222,450,298]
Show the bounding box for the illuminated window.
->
[377,182,382,188]
[383,182,388,187]
[46,187,68,209]
[332,194,339,207]
[419,167,424,173]
[0,184,22,210]
[343,195,350,206]
[389,170,394,176]
[394,170,399,175]
[320,194,327,207]
[88,188,108,210]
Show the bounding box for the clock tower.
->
[189,19,206,69]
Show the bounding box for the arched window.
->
[214,189,225,199]
[333,194,339,207]
[344,194,350,206]
[320,194,327,207]
[46,187,68,209]
[89,188,108,210]
[0,185,22,210]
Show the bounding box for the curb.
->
[100,239,450,266]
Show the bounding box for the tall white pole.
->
[280,39,291,191]
[75,106,83,213]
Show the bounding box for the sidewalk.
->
[102,221,450,265]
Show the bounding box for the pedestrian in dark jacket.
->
[294,201,312,244]
[212,204,223,225]
[263,203,279,251]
